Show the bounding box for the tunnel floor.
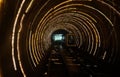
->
[42,46,115,77]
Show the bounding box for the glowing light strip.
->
[68,0,72,1]
[66,23,82,46]
[72,20,85,48]
[75,8,100,55]
[36,22,43,60]
[37,4,82,30]
[41,36,45,55]
[86,21,96,55]
[32,34,39,65]
[32,0,51,26]
[31,0,51,57]
[53,0,71,9]
[17,14,26,77]
[70,13,90,50]
[102,51,107,60]
[72,11,97,49]
[85,21,94,53]
[36,31,42,60]
[35,32,41,61]
[0,0,3,8]
[73,14,92,52]
[66,12,84,48]
[0,0,3,4]
[29,31,36,67]
[31,34,37,66]
[12,0,25,71]
[39,8,76,39]
[92,22,101,55]
[77,11,97,23]
[83,5,114,26]
[68,14,89,48]
[98,0,120,16]
[41,8,77,28]
[34,32,40,62]
[36,32,42,61]
[25,0,34,13]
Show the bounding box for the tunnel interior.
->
[1,0,120,77]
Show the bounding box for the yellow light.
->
[68,0,72,1]
[25,0,34,13]
[0,0,3,4]
[0,67,3,77]
[0,0,3,8]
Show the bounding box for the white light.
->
[102,51,107,60]
[53,34,63,41]
[17,14,26,77]
[25,0,34,13]
[12,0,25,71]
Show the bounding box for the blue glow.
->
[53,34,64,41]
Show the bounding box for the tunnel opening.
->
[51,29,68,48]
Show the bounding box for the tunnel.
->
[0,0,120,77]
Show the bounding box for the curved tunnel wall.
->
[1,0,120,77]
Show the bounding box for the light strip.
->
[29,31,37,67]
[97,0,120,16]
[17,14,26,77]
[12,0,25,71]
[83,5,114,26]
[32,34,39,65]
[25,0,34,13]
[102,51,107,60]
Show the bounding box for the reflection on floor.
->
[43,46,117,77]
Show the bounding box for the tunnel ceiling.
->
[1,0,120,77]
